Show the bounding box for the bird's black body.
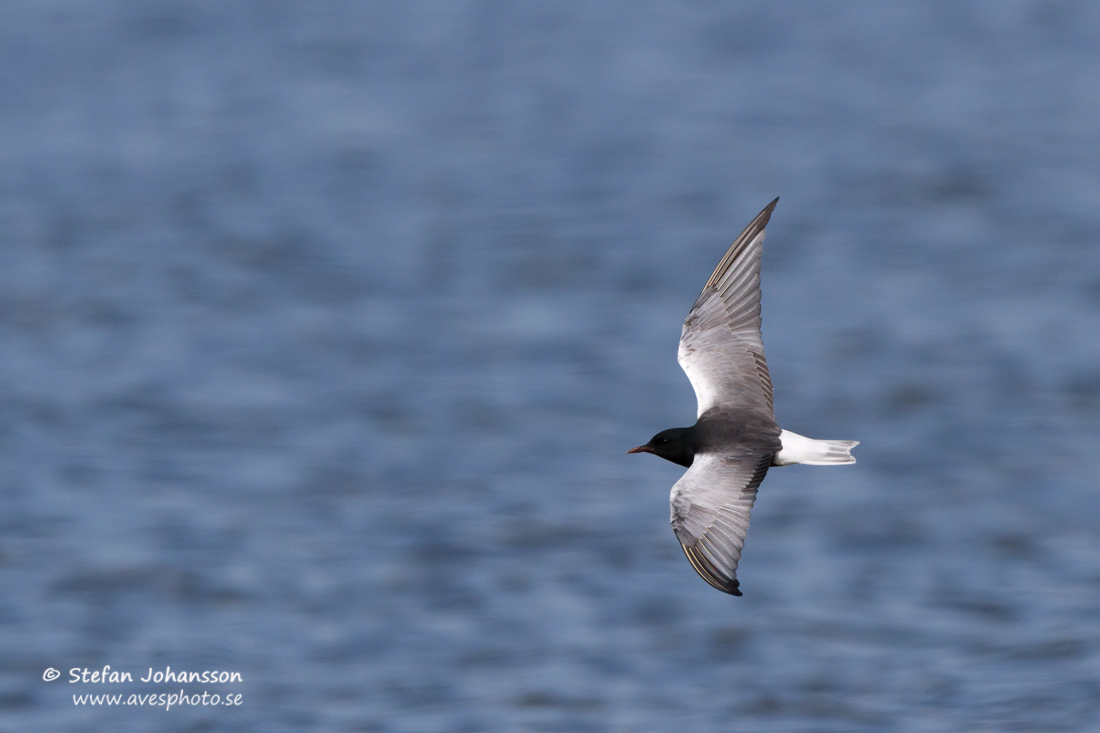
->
[631,408,782,468]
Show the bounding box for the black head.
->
[627,427,696,468]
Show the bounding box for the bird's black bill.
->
[627,445,652,454]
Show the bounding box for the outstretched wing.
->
[670,452,772,596]
[678,198,778,419]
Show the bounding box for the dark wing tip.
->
[748,197,780,232]
[702,198,780,292]
[762,196,780,218]
[681,543,742,596]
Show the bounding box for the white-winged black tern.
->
[629,199,858,596]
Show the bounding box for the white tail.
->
[773,430,858,466]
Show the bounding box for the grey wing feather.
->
[670,452,772,596]
[678,198,779,419]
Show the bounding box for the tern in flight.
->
[629,199,858,595]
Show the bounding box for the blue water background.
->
[2,3,1100,730]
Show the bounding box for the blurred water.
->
[2,2,1100,730]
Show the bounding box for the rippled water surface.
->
[3,3,1100,731]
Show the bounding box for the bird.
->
[628,198,858,596]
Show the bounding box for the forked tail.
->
[773,429,859,466]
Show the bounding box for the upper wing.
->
[678,198,778,418]
[670,452,772,596]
